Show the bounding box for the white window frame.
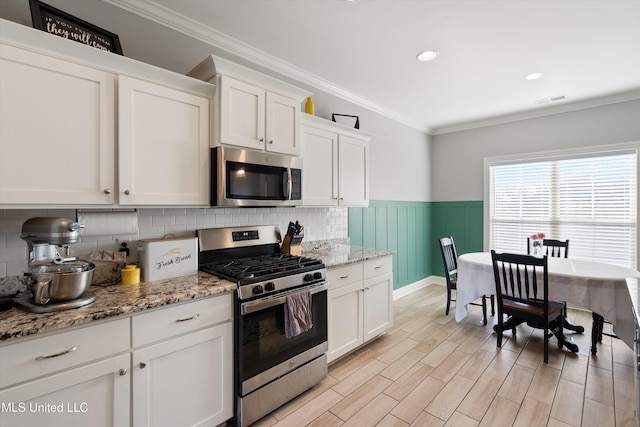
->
[483,141,640,270]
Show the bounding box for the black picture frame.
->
[331,114,360,129]
[29,0,123,55]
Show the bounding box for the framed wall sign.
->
[331,114,360,129]
[29,0,123,55]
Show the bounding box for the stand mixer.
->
[16,217,96,313]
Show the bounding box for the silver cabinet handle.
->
[375,266,382,269]
[35,346,77,360]
[268,140,273,144]
[175,314,199,323]
[259,138,264,142]
[119,368,127,376]
[139,362,147,369]
[124,190,131,195]
[340,275,350,279]
[104,189,112,194]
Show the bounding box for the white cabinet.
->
[217,74,300,155]
[301,114,372,207]
[0,20,214,207]
[0,44,116,206]
[0,319,130,427]
[327,256,393,363]
[189,55,310,155]
[0,294,234,427]
[118,76,210,206]
[131,294,233,427]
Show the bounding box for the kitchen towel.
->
[284,289,313,339]
[77,211,138,237]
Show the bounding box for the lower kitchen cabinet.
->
[132,324,232,427]
[131,294,234,427]
[0,354,130,427]
[0,293,233,427]
[0,318,130,427]
[327,256,393,363]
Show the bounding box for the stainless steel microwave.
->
[211,146,302,207]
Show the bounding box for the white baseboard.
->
[393,276,445,300]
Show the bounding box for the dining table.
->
[455,252,640,353]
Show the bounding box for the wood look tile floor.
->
[251,284,638,427]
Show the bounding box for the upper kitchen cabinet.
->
[189,55,310,155]
[0,19,214,208]
[301,114,372,207]
[0,43,116,206]
[118,76,210,206]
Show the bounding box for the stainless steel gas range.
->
[197,226,328,427]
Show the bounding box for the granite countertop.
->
[0,272,236,343]
[303,243,395,269]
[0,242,393,344]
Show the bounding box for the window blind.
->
[490,151,637,268]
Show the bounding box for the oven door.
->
[213,146,302,207]
[237,282,328,396]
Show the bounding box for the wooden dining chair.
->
[438,236,494,325]
[527,237,569,258]
[490,250,565,363]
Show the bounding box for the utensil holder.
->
[281,234,303,256]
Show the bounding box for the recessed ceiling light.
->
[525,72,543,80]
[416,50,439,62]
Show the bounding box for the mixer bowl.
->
[28,262,95,304]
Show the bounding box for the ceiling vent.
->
[533,95,567,105]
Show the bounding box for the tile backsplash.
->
[0,207,348,278]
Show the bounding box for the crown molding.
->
[102,0,431,133]
[430,89,640,135]
[102,0,640,137]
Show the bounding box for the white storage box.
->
[138,237,198,282]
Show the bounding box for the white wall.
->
[431,99,640,201]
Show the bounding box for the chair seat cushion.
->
[503,299,564,317]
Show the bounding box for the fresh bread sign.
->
[138,237,198,282]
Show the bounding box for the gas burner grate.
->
[200,253,324,283]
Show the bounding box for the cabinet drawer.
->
[364,256,393,279]
[132,294,232,347]
[327,264,363,290]
[0,318,129,388]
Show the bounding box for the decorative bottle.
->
[304,97,315,115]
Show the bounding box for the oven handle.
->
[241,282,328,315]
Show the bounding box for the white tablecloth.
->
[455,252,640,349]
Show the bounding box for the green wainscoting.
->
[348,200,483,290]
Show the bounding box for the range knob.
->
[252,285,264,295]
[265,282,276,292]
[303,274,313,282]
[313,272,323,280]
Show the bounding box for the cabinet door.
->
[266,92,300,155]
[219,75,265,150]
[363,272,394,341]
[132,323,233,427]
[0,354,130,427]
[118,75,210,206]
[0,44,115,205]
[338,134,369,206]
[301,126,338,206]
[328,281,364,363]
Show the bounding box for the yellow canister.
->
[121,264,140,285]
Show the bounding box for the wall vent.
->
[533,95,567,105]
